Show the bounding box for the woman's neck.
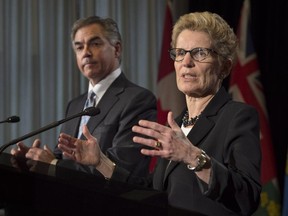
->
[186,94,214,117]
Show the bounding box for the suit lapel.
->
[83,73,126,138]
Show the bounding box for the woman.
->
[58,12,261,216]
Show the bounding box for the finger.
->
[25,148,34,160]
[137,119,167,133]
[62,151,74,160]
[44,145,53,155]
[59,133,69,139]
[10,147,17,155]
[82,125,96,142]
[140,148,164,157]
[32,139,41,148]
[132,125,161,140]
[17,142,29,151]
[58,137,69,146]
[133,136,154,148]
[58,135,77,148]
[58,143,73,154]
[11,142,28,156]
[59,132,76,141]
[167,111,181,130]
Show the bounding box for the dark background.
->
[188,0,288,202]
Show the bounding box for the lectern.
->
[0,152,167,216]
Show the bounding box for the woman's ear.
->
[220,58,233,79]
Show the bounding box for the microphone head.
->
[7,116,20,123]
[83,107,100,116]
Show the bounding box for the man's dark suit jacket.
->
[54,72,157,178]
[114,87,262,216]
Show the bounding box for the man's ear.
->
[114,41,122,58]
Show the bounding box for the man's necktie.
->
[78,91,96,138]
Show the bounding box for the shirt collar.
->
[88,68,121,105]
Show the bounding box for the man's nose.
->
[83,45,92,57]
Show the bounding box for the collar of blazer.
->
[188,87,232,143]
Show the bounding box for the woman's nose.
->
[182,52,195,67]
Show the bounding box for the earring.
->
[219,74,225,80]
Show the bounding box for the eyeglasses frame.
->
[168,47,219,62]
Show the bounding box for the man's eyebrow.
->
[73,36,102,46]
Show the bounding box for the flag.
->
[282,152,288,216]
[229,0,281,215]
[157,0,185,125]
[151,0,185,172]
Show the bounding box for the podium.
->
[0,152,167,216]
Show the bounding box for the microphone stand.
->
[0,107,100,154]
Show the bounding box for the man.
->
[11,16,157,178]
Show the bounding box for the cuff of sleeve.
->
[48,159,58,176]
[50,159,59,165]
[110,165,130,182]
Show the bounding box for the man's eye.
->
[91,42,99,46]
[75,46,83,51]
[90,40,103,47]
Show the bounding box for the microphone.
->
[0,116,20,124]
[0,107,100,154]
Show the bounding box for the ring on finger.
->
[155,140,162,149]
